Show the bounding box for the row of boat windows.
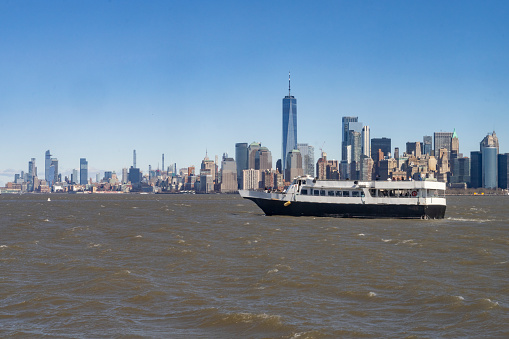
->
[300,189,365,197]
[300,188,441,198]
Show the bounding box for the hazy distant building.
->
[200,152,216,183]
[71,169,78,184]
[80,158,88,185]
[45,150,52,183]
[297,143,315,177]
[28,158,36,183]
[282,73,297,174]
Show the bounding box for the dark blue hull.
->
[246,198,446,219]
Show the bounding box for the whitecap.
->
[0,245,7,248]
[454,295,465,301]
[267,268,279,274]
[382,239,392,242]
[358,233,365,236]
[368,292,377,297]
[43,218,50,222]
[135,235,143,238]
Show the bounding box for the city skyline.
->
[1,1,508,186]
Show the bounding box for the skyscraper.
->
[284,149,303,182]
[498,153,509,189]
[423,136,432,156]
[45,150,52,183]
[28,158,36,183]
[480,131,499,189]
[371,137,391,162]
[434,132,453,154]
[361,126,370,158]
[220,154,238,193]
[282,72,297,174]
[235,142,248,189]
[341,117,363,161]
[80,158,88,185]
[297,143,315,177]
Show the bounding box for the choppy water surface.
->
[0,194,507,338]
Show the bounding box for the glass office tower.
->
[80,158,88,185]
[282,73,297,174]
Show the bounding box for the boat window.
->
[361,191,365,197]
[301,189,308,195]
[313,190,320,196]
[335,191,342,197]
[320,190,326,196]
[352,191,360,197]
[343,191,350,197]
[369,189,376,197]
[328,191,335,196]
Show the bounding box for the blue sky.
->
[1,0,508,185]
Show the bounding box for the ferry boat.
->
[239,176,446,219]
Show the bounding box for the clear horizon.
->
[1,0,508,186]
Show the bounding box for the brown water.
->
[0,194,508,338]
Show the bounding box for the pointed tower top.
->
[452,128,458,138]
[288,71,291,96]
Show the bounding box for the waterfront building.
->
[243,169,261,190]
[282,73,297,174]
[450,157,471,185]
[220,154,238,193]
[498,153,509,189]
[235,142,248,188]
[480,132,499,189]
[297,143,315,177]
[79,158,88,185]
[470,151,482,188]
[482,146,498,189]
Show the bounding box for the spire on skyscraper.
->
[288,71,291,97]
